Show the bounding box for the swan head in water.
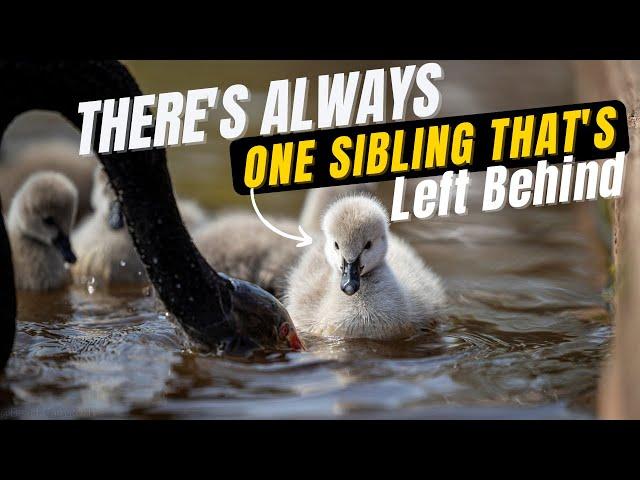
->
[321,195,389,296]
[221,273,304,353]
[8,171,78,264]
[91,166,124,230]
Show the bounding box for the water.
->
[0,61,613,419]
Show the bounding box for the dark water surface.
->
[0,61,613,419]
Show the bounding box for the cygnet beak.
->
[341,257,361,295]
[108,200,125,230]
[53,232,77,264]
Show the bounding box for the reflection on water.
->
[0,61,612,419]
[0,193,611,419]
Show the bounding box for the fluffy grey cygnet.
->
[7,171,78,291]
[193,211,301,298]
[285,194,446,339]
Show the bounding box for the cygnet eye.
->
[334,242,339,250]
[364,241,372,250]
[42,216,56,226]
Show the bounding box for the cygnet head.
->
[8,171,78,263]
[321,194,389,296]
[91,166,124,230]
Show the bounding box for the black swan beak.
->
[108,200,125,230]
[53,232,77,264]
[341,258,361,295]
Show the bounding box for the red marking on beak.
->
[287,330,305,351]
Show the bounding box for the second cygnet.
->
[285,194,446,339]
[7,171,78,291]
[193,211,302,298]
[72,167,208,287]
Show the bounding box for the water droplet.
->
[152,257,158,264]
[176,283,181,289]
[120,260,127,267]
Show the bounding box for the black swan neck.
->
[0,61,234,348]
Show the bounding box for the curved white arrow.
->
[250,188,313,248]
